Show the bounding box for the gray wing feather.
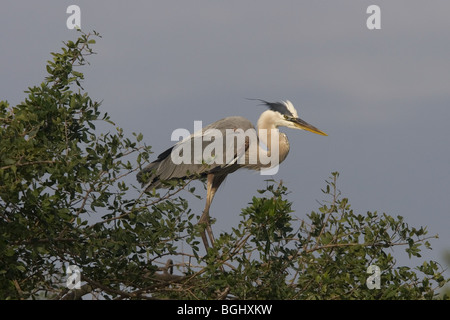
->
[137,116,255,191]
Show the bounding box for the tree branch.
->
[0,160,58,171]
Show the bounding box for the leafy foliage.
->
[0,32,448,300]
[166,175,448,300]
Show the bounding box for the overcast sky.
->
[1,1,449,276]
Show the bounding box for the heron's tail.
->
[136,162,159,188]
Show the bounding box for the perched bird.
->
[137,100,327,250]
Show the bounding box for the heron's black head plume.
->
[248,98,298,118]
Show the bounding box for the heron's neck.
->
[256,111,290,166]
[257,111,277,146]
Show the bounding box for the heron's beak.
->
[292,118,328,136]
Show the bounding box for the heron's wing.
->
[138,116,255,190]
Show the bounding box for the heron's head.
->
[257,99,327,136]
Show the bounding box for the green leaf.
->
[72,71,84,78]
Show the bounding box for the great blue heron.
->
[137,100,327,250]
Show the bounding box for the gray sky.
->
[1,1,449,275]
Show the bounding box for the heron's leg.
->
[198,207,211,251]
[199,173,226,250]
[199,174,216,250]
